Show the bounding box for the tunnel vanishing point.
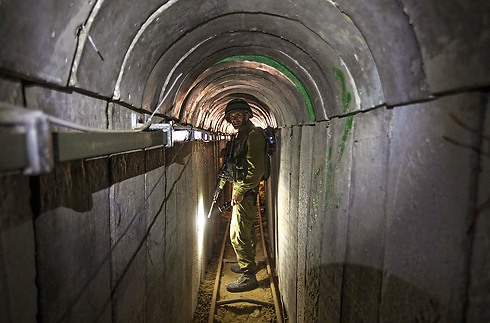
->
[0,1,489,322]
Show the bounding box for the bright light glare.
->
[250,117,267,129]
[194,131,202,140]
[276,166,288,277]
[173,130,189,142]
[197,196,206,260]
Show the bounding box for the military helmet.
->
[225,99,253,122]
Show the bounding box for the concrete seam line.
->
[156,40,208,106]
[69,0,105,87]
[278,49,328,120]
[113,0,179,100]
[327,0,386,107]
[395,0,430,93]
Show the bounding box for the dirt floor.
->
[193,187,283,323]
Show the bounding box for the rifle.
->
[207,136,235,218]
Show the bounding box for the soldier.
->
[224,98,266,292]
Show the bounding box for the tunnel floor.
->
[193,188,281,322]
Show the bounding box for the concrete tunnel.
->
[0,0,489,322]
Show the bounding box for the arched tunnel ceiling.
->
[177,60,302,133]
[72,0,392,126]
[142,32,337,126]
[76,1,385,105]
[117,10,384,128]
[1,0,489,128]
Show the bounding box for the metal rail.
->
[208,221,230,323]
[0,102,217,176]
[207,192,283,323]
[216,298,273,307]
[258,193,283,323]
[0,131,167,175]
[53,131,166,162]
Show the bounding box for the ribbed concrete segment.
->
[0,0,489,322]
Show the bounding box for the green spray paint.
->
[338,115,354,160]
[217,55,316,122]
[332,67,352,114]
[321,66,354,209]
[323,115,353,209]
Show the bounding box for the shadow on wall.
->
[31,142,192,215]
[68,156,191,323]
[309,263,447,323]
[38,148,192,323]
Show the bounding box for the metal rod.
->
[82,25,104,61]
[216,298,273,306]
[206,200,216,219]
[53,131,166,162]
[208,220,230,323]
[258,189,283,323]
[0,130,167,175]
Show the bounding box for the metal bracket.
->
[0,104,219,175]
[149,121,174,147]
[173,124,193,143]
[0,103,53,175]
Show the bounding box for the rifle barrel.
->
[207,200,216,219]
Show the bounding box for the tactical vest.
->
[231,126,271,183]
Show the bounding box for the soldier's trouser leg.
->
[230,194,257,273]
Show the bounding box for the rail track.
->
[208,194,283,323]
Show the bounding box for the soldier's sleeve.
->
[234,129,266,195]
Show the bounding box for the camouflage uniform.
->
[230,120,266,273]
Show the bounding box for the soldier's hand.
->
[231,192,244,206]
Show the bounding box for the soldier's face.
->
[228,111,248,129]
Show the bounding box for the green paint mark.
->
[338,115,354,160]
[323,115,354,210]
[318,67,354,209]
[217,55,316,122]
[332,67,352,113]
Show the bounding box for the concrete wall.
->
[0,77,222,322]
[1,0,489,322]
[271,93,488,322]
[0,76,38,323]
[467,98,490,323]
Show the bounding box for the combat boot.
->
[226,272,258,292]
[231,264,244,273]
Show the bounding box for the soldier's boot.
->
[226,272,258,292]
[231,264,244,274]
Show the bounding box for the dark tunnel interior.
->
[0,1,489,322]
